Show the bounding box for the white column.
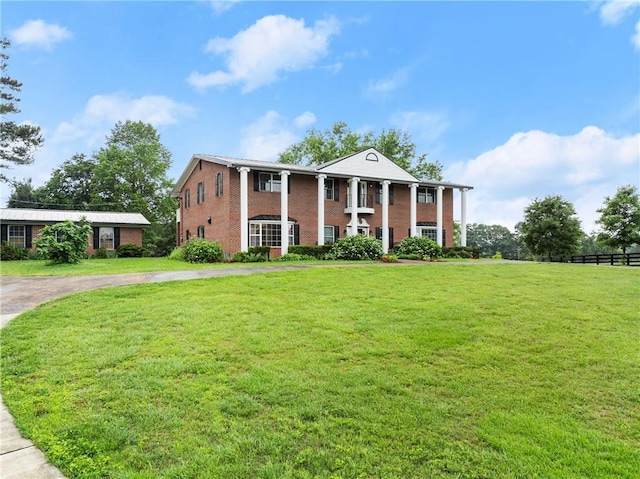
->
[317,174,327,246]
[280,170,290,255]
[381,180,390,253]
[238,167,250,252]
[436,186,444,247]
[349,177,359,236]
[460,188,468,247]
[409,184,418,237]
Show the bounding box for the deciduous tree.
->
[1,38,43,183]
[467,223,522,259]
[515,195,582,259]
[595,185,640,253]
[279,121,443,180]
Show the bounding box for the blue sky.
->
[2,1,639,232]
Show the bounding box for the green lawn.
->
[0,257,290,276]
[1,263,638,478]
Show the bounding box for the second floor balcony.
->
[344,194,375,215]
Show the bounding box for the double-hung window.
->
[324,179,335,200]
[417,226,437,241]
[99,227,115,250]
[197,225,205,238]
[184,189,191,208]
[375,184,395,205]
[417,187,436,204]
[197,182,205,204]
[8,225,26,248]
[323,225,338,245]
[258,172,281,192]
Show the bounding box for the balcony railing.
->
[346,194,373,209]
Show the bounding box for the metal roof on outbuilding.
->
[0,209,151,227]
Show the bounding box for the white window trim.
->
[249,220,294,247]
[258,172,282,192]
[417,226,437,241]
[8,225,25,248]
[99,227,115,250]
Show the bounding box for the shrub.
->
[35,218,93,264]
[93,247,108,259]
[0,241,29,261]
[288,245,332,259]
[248,246,271,260]
[491,251,503,260]
[442,246,480,259]
[246,252,267,262]
[327,235,383,261]
[381,254,398,263]
[277,253,317,262]
[395,237,442,260]
[168,246,185,261]
[182,238,224,263]
[116,243,144,258]
[396,253,423,261]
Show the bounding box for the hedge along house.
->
[172,148,473,257]
[0,209,150,255]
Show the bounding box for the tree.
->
[279,121,443,180]
[92,121,177,254]
[515,195,582,259]
[6,178,42,208]
[466,223,523,259]
[595,185,640,254]
[35,218,92,264]
[33,154,96,210]
[1,38,43,183]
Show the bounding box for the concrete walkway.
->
[0,265,316,478]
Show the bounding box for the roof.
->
[0,209,151,227]
[172,150,473,196]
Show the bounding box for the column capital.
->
[381,180,391,185]
[279,170,291,176]
[351,177,360,182]
[237,166,251,173]
[316,173,327,180]
[437,185,445,190]
[461,187,469,192]
[409,183,418,189]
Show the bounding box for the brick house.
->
[172,148,472,257]
[0,209,150,255]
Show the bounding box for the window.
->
[324,225,337,245]
[186,230,191,240]
[99,227,115,250]
[417,187,436,204]
[417,226,437,241]
[258,172,281,192]
[197,225,205,238]
[375,184,395,205]
[324,179,335,200]
[215,172,223,197]
[249,221,295,247]
[184,189,191,208]
[197,182,205,204]
[8,225,25,248]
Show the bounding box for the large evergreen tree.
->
[279,121,443,180]
[595,185,640,253]
[0,38,43,183]
[516,195,582,259]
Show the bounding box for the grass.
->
[0,257,318,276]
[1,263,639,478]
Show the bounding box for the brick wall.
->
[29,225,144,256]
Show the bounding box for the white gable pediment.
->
[317,148,419,182]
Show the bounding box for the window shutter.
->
[334,225,340,239]
[253,171,260,191]
[375,227,382,240]
[114,227,121,249]
[334,180,339,202]
[408,228,411,238]
[442,229,446,247]
[1,224,7,243]
[288,176,291,194]
[389,184,394,205]
[220,172,223,196]
[93,227,99,249]
[293,224,300,245]
[25,226,33,248]
[389,228,394,247]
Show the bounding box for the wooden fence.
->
[542,253,640,266]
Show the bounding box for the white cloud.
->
[446,126,640,232]
[365,68,409,96]
[390,110,451,144]
[9,19,72,50]
[599,1,639,25]
[633,19,640,50]
[239,110,314,161]
[188,15,340,93]
[53,93,196,146]
[209,0,241,15]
